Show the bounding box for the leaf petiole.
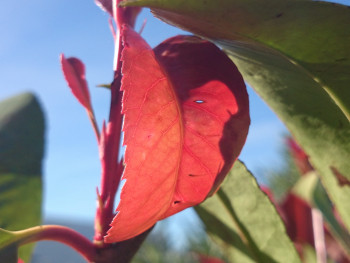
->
[4,225,96,262]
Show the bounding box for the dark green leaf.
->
[195,161,301,263]
[0,93,45,262]
[121,0,350,232]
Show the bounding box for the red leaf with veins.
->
[155,34,250,218]
[105,26,249,242]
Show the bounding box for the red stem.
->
[94,0,126,245]
[88,109,101,143]
[21,225,96,262]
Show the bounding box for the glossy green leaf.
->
[121,0,350,232]
[0,93,45,262]
[195,161,301,263]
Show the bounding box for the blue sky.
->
[0,0,309,247]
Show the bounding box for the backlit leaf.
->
[120,0,350,232]
[105,26,249,242]
[195,161,301,263]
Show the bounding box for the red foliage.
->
[105,26,249,242]
[287,138,313,175]
[198,254,226,263]
[281,193,314,246]
[60,55,92,113]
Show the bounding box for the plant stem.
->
[312,208,327,263]
[88,109,101,143]
[19,225,96,262]
[94,0,125,245]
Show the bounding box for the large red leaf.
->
[105,26,249,243]
[154,34,250,218]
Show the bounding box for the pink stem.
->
[21,225,96,262]
[88,109,100,143]
[312,208,327,263]
[94,0,126,245]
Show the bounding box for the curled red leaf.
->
[154,35,250,218]
[105,26,249,243]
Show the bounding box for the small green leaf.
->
[120,0,350,233]
[195,161,301,263]
[0,93,45,262]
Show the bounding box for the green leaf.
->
[120,0,350,232]
[195,161,301,263]
[121,0,350,118]
[0,93,45,262]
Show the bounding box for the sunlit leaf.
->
[120,0,350,232]
[0,93,45,262]
[195,161,301,263]
[105,26,249,242]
